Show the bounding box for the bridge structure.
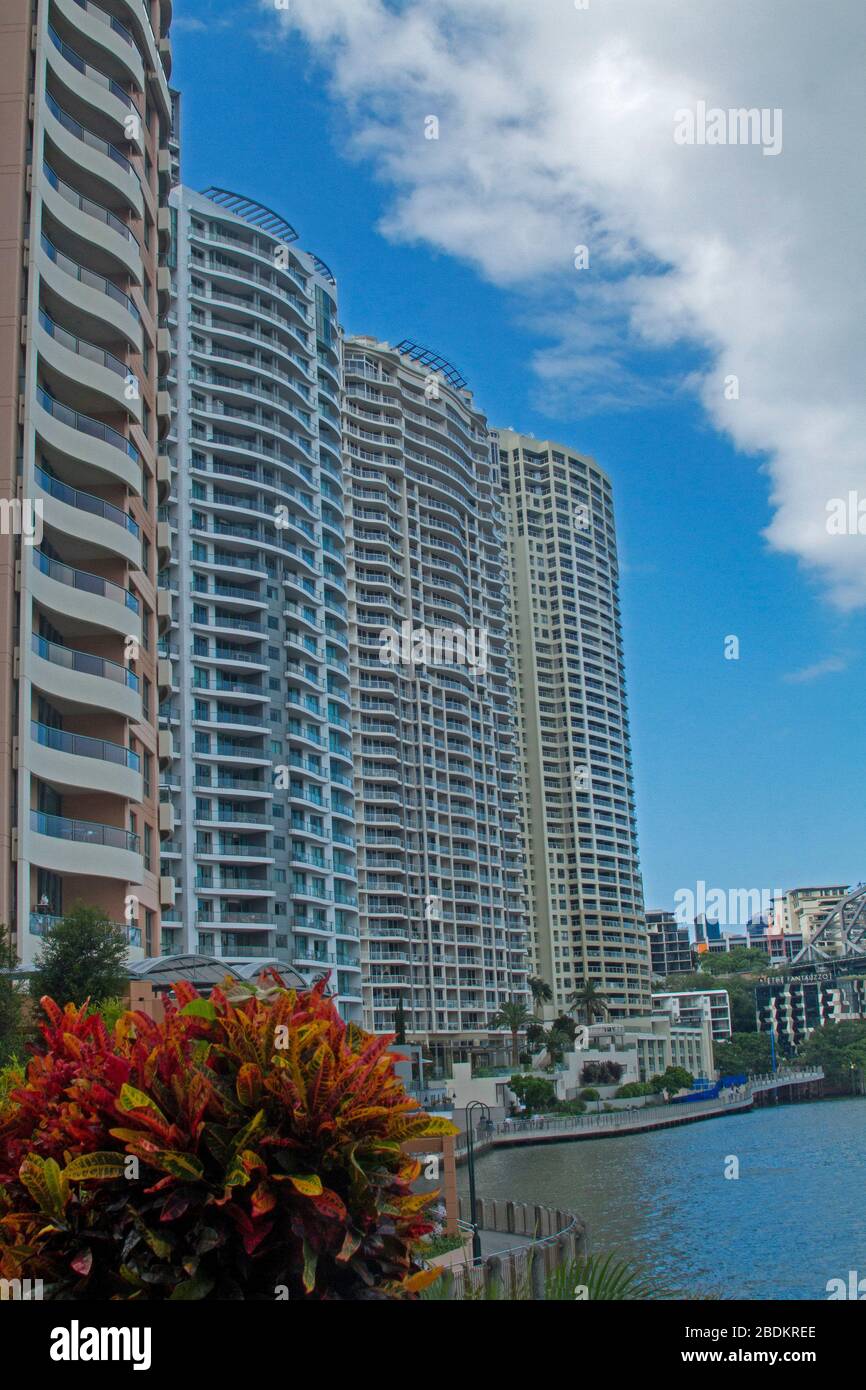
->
[788,883,866,972]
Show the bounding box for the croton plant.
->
[0,975,455,1299]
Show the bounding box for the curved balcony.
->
[36,309,137,419]
[32,547,141,640]
[44,91,142,217]
[29,719,142,800]
[35,464,141,565]
[30,632,141,721]
[54,0,144,88]
[42,163,140,282]
[38,234,141,353]
[112,0,172,117]
[46,24,137,137]
[35,383,141,493]
[26,808,142,882]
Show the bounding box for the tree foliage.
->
[797,1020,866,1093]
[489,999,532,1066]
[0,925,25,1066]
[508,1074,557,1113]
[29,904,128,1011]
[714,1031,774,1077]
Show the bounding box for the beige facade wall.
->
[496,430,650,1017]
[0,0,32,929]
[2,0,172,968]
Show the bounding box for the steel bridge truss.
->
[790,883,866,967]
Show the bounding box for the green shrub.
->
[579,1087,599,1101]
[508,1074,557,1113]
[615,1081,654,1098]
[555,1099,586,1116]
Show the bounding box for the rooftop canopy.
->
[128,954,308,991]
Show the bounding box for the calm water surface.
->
[459,1097,866,1299]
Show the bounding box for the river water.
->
[459,1097,866,1299]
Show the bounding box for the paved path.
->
[478,1228,534,1257]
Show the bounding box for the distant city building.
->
[694,915,723,948]
[720,930,804,963]
[647,909,693,977]
[772,886,850,944]
[757,972,866,1055]
[653,988,733,1044]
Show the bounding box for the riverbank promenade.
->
[455,1069,824,1159]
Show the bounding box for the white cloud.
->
[269,0,866,608]
[783,656,848,685]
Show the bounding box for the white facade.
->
[343,338,528,1048]
[157,186,362,1019]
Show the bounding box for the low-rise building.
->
[647,910,694,977]
[653,988,733,1043]
[772,886,850,944]
[756,971,866,1055]
[443,1009,715,1120]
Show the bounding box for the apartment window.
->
[144,825,153,873]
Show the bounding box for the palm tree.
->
[527,975,553,1015]
[488,998,533,1067]
[567,980,610,1025]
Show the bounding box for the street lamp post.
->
[464,1099,490,1264]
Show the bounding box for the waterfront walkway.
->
[455,1069,823,1160]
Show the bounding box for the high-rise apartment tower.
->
[344,340,527,1062]
[157,185,362,1020]
[496,431,649,1016]
[0,0,174,966]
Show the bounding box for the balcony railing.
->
[30,808,140,854]
[40,234,140,322]
[31,719,140,771]
[33,547,140,614]
[36,463,140,536]
[32,632,139,691]
[72,0,134,46]
[30,911,141,946]
[48,24,133,107]
[43,162,133,241]
[45,90,137,179]
[36,385,140,464]
[39,309,128,379]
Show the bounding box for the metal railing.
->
[31,719,140,770]
[48,24,132,106]
[36,463,139,535]
[40,235,140,322]
[36,385,140,463]
[72,0,134,46]
[34,546,140,613]
[45,91,137,178]
[32,632,139,690]
[39,310,128,380]
[30,808,140,854]
[43,162,133,241]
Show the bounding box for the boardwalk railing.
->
[454,1068,823,1156]
[439,1198,587,1301]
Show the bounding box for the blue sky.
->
[170,1,865,917]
